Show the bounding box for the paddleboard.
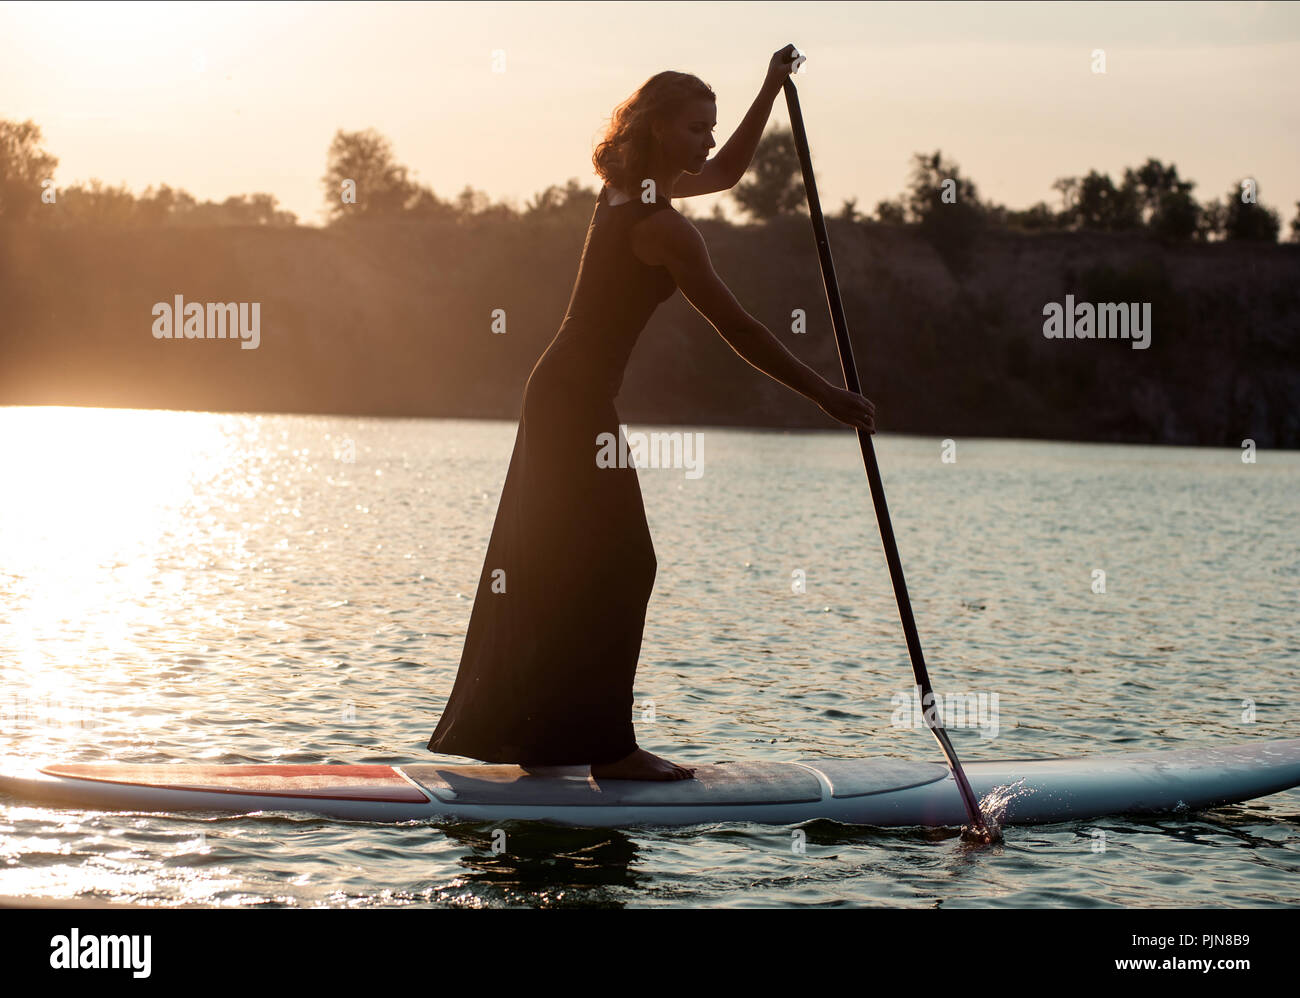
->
[2,739,1298,828]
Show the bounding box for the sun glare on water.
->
[0,406,244,691]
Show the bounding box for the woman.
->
[426,44,876,781]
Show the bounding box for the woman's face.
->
[656,98,717,173]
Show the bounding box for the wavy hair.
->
[593,71,715,195]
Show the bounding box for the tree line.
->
[863,146,1289,243]
[3,117,1297,244]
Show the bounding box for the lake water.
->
[1,406,1297,908]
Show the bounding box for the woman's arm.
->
[713,45,799,187]
[643,211,876,432]
[710,84,781,189]
[726,315,833,403]
[720,315,876,433]
[671,45,800,199]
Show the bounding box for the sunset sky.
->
[3,0,1297,227]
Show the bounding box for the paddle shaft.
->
[777,50,987,832]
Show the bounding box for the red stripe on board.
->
[40,763,430,804]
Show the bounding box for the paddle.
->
[777,46,996,843]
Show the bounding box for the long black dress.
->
[426,182,678,765]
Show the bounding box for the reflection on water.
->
[0,406,1297,907]
[4,408,235,685]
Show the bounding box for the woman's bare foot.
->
[590,747,696,781]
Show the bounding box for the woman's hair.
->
[593,71,715,193]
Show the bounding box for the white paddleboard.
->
[2,739,1298,828]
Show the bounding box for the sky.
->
[3,0,1298,227]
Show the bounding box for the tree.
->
[57,180,137,225]
[731,126,805,220]
[1122,158,1198,241]
[0,119,59,221]
[1051,176,1080,217]
[48,180,297,227]
[874,197,906,225]
[1197,197,1225,241]
[135,183,197,225]
[523,178,594,216]
[1290,202,1300,243]
[1123,159,1186,221]
[448,183,515,224]
[905,150,980,222]
[403,184,456,220]
[1223,179,1280,242]
[905,150,986,260]
[321,128,421,220]
[215,193,296,226]
[454,184,491,216]
[1004,202,1060,231]
[1149,188,1199,241]
[1059,169,1141,232]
